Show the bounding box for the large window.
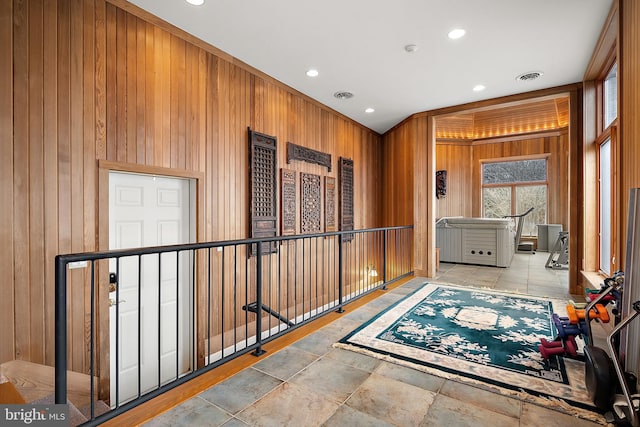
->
[598,60,617,275]
[482,158,547,236]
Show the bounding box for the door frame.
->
[97,160,204,401]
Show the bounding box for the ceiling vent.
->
[333,91,354,100]
[516,71,543,82]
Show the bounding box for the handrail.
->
[55,225,413,425]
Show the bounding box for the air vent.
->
[333,91,354,100]
[516,71,543,82]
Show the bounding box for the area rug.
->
[336,282,599,415]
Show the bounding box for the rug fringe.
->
[333,342,608,425]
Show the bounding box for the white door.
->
[108,171,195,406]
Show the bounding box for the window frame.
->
[595,57,618,275]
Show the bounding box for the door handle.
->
[109,298,126,307]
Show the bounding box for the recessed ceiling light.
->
[365,108,375,113]
[448,28,466,39]
[186,0,204,5]
[473,84,485,92]
[306,69,319,77]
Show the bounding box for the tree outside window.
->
[482,159,547,236]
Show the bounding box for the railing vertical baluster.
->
[302,238,305,320]
[383,230,388,289]
[137,255,142,398]
[157,254,162,389]
[207,248,211,364]
[115,257,121,406]
[294,239,298,322]
[337,234,344,313]
[192,249,196,371]
[54,256,67,405]
[175,251,180,380]
[254,241,265,355]
[89,260,96,419]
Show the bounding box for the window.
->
[482,159,547,236]
[597,60,617,274]
[604,63,617,129]
[599,138,612,274]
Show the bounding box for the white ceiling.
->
[127,0,612,134]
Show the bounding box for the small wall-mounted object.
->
[436,170,447,199]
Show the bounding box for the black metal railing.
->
[54,226,413,426]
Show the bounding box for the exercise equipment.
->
[538,272,623,361]
[545,230,569,269]
[504,207,535,254]
[582,272,640,425]
[586,299,640,425]
[539,335,579,359]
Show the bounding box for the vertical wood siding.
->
[0,0,383,371]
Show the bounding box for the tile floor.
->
[144,253,609,427]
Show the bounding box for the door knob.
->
[108,283,117,293]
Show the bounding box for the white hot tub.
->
[436,217,515,267]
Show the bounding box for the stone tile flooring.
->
[144,253,608,426]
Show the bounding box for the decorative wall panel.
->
[325,177,336,232]
[339,157,354,241]
[281,169,296,236]
[301,173,321,234]
[287,142,332,171]
[249,128,278,254]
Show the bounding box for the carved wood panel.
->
[339,157,354,241]
[249,128,278,254]
[287,142,332,171]
[301,173,321,234]
[325,177,336,232]
[281,169,296,236]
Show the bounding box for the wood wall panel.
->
[0,0,14,364]
[435,143,473,218]
[620,0,640,264]
[1,0,383,372]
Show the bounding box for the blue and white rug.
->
[337,282,596,412]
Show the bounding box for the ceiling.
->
[127,0,612,134]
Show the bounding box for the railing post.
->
[336,235,345,313]
[253,242,266,356]
[54,256,67,405]
[382,230,388,289]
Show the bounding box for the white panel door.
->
[108,172,194,406]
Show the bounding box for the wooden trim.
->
[584,0,619,80]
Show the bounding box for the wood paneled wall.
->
[620,0,640,263]
[435,143,473,218]
[0,0,383,370]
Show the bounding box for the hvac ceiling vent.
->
[333,91,354,100]
[516,71,543,82]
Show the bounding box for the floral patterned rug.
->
[337,282,597,411]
